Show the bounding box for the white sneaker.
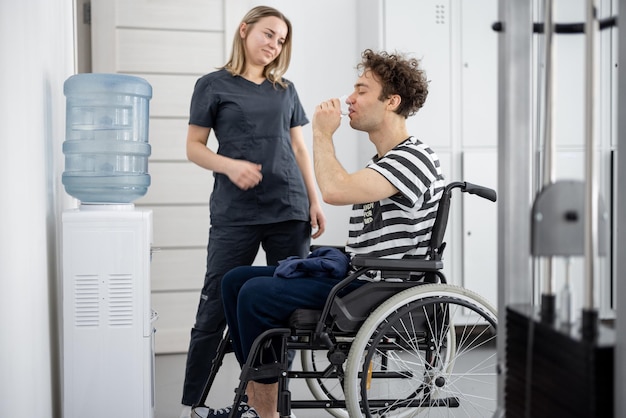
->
[240,407,260,418]
[191,403,257,418]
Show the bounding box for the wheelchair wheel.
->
[344,284,497,417]
[301,346,350,418]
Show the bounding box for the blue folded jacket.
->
[273,246,350,280]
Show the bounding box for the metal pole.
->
[540,0,557,320]
[496,0,534,415]
[582,0,599,339]
[541,0,556,189]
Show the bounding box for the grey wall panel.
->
[116,0,224,31]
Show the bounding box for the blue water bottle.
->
[62,73,153,204]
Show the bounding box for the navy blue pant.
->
[221,265,364,383]
[181,221,310,406]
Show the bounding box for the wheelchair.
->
[192,181,498,418]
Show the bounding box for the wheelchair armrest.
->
[310,244,346,253]
[351,255,443,271]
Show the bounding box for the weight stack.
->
[505,304,614,418]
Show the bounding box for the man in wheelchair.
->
[199,49,445,418]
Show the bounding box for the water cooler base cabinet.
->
[62,208,154,418]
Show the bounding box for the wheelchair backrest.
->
[428,181,498,261]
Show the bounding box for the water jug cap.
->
[64,73,152,98]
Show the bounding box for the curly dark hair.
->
[357,49,429,118]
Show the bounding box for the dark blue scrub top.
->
[189,69,310,226]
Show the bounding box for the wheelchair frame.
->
[192,181,498,418]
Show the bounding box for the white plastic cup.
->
[339,94,350,116]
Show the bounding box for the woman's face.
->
[241,16,288,68]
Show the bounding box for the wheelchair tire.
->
[344,284,497,418]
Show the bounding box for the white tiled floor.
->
[155,346,497,418]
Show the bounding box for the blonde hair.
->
[222,6,292,88]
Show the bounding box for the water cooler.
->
[61,74,156,418]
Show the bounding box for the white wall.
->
[0,1,74,417]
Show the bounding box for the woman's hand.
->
[187,125,262,190]
[309,201,326,239]
[226,159,263,190]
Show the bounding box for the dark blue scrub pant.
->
[220,265,365,384]
[181,221,310,406]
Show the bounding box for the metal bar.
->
[491,15,618,33]
[583,0,598,313]
[541,0,556,189]
[541,0,556,300]
[615,0,626,413]
[581,0,600,340]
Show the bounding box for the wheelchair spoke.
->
[344,284,497,418]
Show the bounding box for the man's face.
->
[346,69,388,133]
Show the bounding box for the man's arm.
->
[290,125,326,238]
[312,99,398,206]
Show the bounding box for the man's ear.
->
[387,94,401,112]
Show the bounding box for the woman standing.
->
[179,6,325,418]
